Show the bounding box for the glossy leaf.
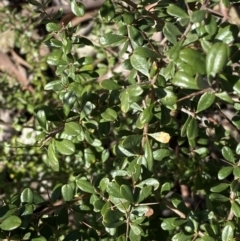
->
[47,143,59,172]
[209,193,229,202]
[163,22,181,44]
[61,184,74,202]
[100,34,127,46]
[136,178,159,190]
[130,54,149,77]
[120,185,134,202]
[64,122,81,136]
[196,92,215,113]
[144,138,153,171]
[148,132,171,143]
[167,40,184,61]
[187,117,198,140]
[191,10,206,23]
[222,146,235,163]
[231,201,240,217]
[215,91,233,103]
[0,216,21,231]
[70,0,85,17]
[21,188,33,203]
[167,4,188,18]
[153,149,171,161]
[171,71,206,90]
[100,79,121,90]
[206,42,229,77]
[128,25,144,49]
[122,135,142,149]
[218,166,233,180]
[101,108,118,121]
[222,224,234,241]
[179,48,206,75]
[233,167,240,178]
[210,183,229,193]
[46,22,61,32]
[76,179,96,194]
[134,47,159,58]
[55,139,75,155]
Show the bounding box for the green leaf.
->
[215,91,233,103]
[63,91,76,117]
[210,183,229,193]
[196,92,215,113]
[100,0,115,21]
[120,90,130,113]
[46,22,61,32]
[107,182,122,198]
[181,116,191,137]
[215,24,239,44]
[156,88,177,107]
[232,115,240,129]
[122,135,142,149]
[127,84,143,97]
[209,193,229,202]
[134,47,159,58]
[205,15,217,36]
[163,22,181,44]
[167,4,189,18]
[128,25,144,49]
[100,79,121,90]
[172,231,193,241]
[137,105,154,127]
[136,178,159,190]
[218,166,233,180]
[120,185,134,202]
[167,40,184,61]
[47,49,66,66]
[171,71,207,90]
[100,34,127,46]
[179,48,206,75]
[35,109,47,129]
[64,122,81,136]
[76,179,96,194]
[153,149,172,161]
[103,210,124,228]
[130,223,143,235]
[187,117,198,140]
[31,237,47,241]
[222,224,234,241]
[231,201,240,217]
[144,138,153,171]
[0,216,21,231]
[206,42,229,77]
[21,188,33,203]
[231,179,240,192]
[55,139,75,155]
[70,0,85,17]
[130,54,149,77]
[61,184,74,201]
[44,80,62,91]
[233,167,240,178]
[191,10,206,23]
[222,146,235,163]
[161,217,178,230]
[101,108,118,121]
[47,143,59,172]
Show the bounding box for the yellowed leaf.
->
[148,132,171,143]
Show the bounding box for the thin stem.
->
[177,88,214,103]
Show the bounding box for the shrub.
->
[1,0,240,240]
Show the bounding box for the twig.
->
[177,88,214,102]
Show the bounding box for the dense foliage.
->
[1,0,240,240]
